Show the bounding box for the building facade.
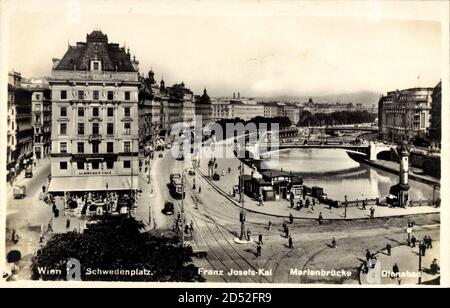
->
[378,87,433,143]
[429,81,441,148]
[22,78,52,159]
[48,31,140,194]
[195,89,212,127]
[7,71,33,181]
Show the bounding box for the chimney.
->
[52,58,61,69]
[238,92,240,99]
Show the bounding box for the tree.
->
[31,216,205,282]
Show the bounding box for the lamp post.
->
[344,195,348,219]
[105,182,109,214]
[418,242,422,285]
[180,171,185,247]
[432,184,439,207]
[239,160,246,241]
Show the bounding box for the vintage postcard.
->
[0,0,448,288]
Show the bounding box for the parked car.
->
[13,185,26,199]
[162,201,174,215]
[25,167,33,178]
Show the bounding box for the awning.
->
[48,176,140,193]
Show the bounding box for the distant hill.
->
[256,91,381,108]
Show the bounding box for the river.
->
[260,148,434,201]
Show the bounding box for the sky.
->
[2,0,445,97]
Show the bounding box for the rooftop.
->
[54,30,137,72]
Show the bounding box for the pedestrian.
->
[222,169,225,176]
[190,220,194,232]
[331,237,337,248]
[386,243,392,256]
[228,167,231,173]
[259,234,263,245]
[366,249,371,262]
[305,199,310,209]
[420,242,427,257]
[430,259,440,275]
[313,199,316,207]
[268,221,272,231]
[288,236,293,249]
[392,263,399,279]
[290,199,294,208]
[426,236,433,249]
[247,228,251,241]
[318,212,323,225]
[285,226,289,238]
[198,186,201,194]
[411,235,417,248]
[362,199,367,210]
[289,213,294,224]
[256,244,261,257]
[39,233,44,244]
[11,229,16,243]
[370,207,375,219]
[184,225,190,234]
[66,217,71,229]
[42,185,46,193]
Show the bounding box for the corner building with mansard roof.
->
[48,30,140,194]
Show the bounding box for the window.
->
[124,107,131,117]
[77,142,84,154]
[125,91,131,101]
[35,115,41,123]
[93,107,99,117]
[106,161,114,169]
[78,90,84,100]
[60,123,67,135]
[124,122,131,134]
[92,123,99,135]
[123,160,131,168]
[107,107,114,117]
[78,107,84,117]
[92,161,100,169]
[107,91,114,100]
[60,106,67,117]
[60,142,67,153]
[124,141,131,153]
[36,94,41,100]
[92,61,101,71]
[61,90,67,100]
[107,142,114,153]
[107,123,114,135]
[60,162,68,170]
[78,123,84,135]
[93,90,99,100]
[77,162,84,170]
[92,143,99,154]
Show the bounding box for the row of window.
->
[59,160,132,170]
[59,141,132,154]
[59,122,131,135]
[60,90,132,101]
[60,106,131,117]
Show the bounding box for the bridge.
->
[241,141,393,161]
